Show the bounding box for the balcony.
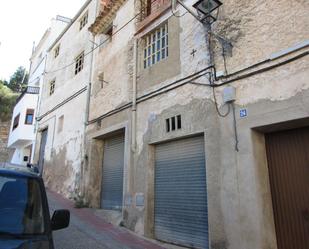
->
[15,86,40,105]
[8,87,39,148]
[89,0,127,35]
[137,0,171,33]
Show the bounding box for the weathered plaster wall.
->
[36,94,87,198]
[35,0,98,199]
[207,0,309,248]
[89,0,135,120]
[212,0,309,105]
[85,0,309,248]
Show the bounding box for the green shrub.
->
[0,83,18,121]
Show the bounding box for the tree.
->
[7,66,29,93]
[0,81,18,121]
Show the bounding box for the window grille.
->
[75,52,84,75]
[49,80,55,95]
[79,11,88,31]
[166,115,181,132]
[144,23,168,69]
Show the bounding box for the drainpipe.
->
[81,33,95,199]
[81,0,100,199]
[132,39,138,153]
[129,38,138,196]
[32,54,48,164]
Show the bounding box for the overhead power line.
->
[45,13,141,75]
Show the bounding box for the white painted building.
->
[7,16,70,166]
[33,0,99,198]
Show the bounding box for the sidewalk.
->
[47,190,167,249]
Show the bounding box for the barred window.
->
[75,52,84,75]
[79,11,88,31]
[49,80,55,95]
[143,23,168,69]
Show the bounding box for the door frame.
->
[88,121,130,216]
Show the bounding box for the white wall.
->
[8,94,38,148]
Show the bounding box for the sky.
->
[0,0,87,81]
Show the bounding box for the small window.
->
[105,24,113,37]
[57,115,64,133]
[79,11,88,31]
[12,114,20,130]
[75,52,84,75]
[54,45,60,58]
[49,80,55,95]
[177,115,181,129]
[143,23,168,69]
[166,115,182,133]
[25,109,34,125]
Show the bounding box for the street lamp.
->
[192,0,222,24]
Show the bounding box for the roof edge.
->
[47,0,93,52]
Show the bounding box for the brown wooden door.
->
[265,127,309,249]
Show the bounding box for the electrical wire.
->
[46,0,171,75]
[212,86,230,117]
[45,13,141,75]
[231,102,239,152]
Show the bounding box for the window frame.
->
[25,109,34,125]
[74,51,85,75]
[49,79,55,96]
[143,23,168,69]
[12,114,20,131]
[79,11,88,31]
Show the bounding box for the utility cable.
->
[45,13,141,75]
[231,102,239,152]
[46,0,171,75]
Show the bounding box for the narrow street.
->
[47,190,166,249]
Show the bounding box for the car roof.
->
[0,163,40,178]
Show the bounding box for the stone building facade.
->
[80,0,309,249]
[33,0,309,248]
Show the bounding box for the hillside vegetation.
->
[0,82,18,121]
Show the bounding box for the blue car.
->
[0,164,70,249]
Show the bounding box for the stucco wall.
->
[84,0,309,248]
[34,0,98,199]
[212,0,309,105]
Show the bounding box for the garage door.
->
[101,134,124,211]
[265,127,309,249]
[154,136,208,249]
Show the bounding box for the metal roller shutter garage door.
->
[101,134,124,211]
[154,136,208,249]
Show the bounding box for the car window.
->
[0,175,45,235]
